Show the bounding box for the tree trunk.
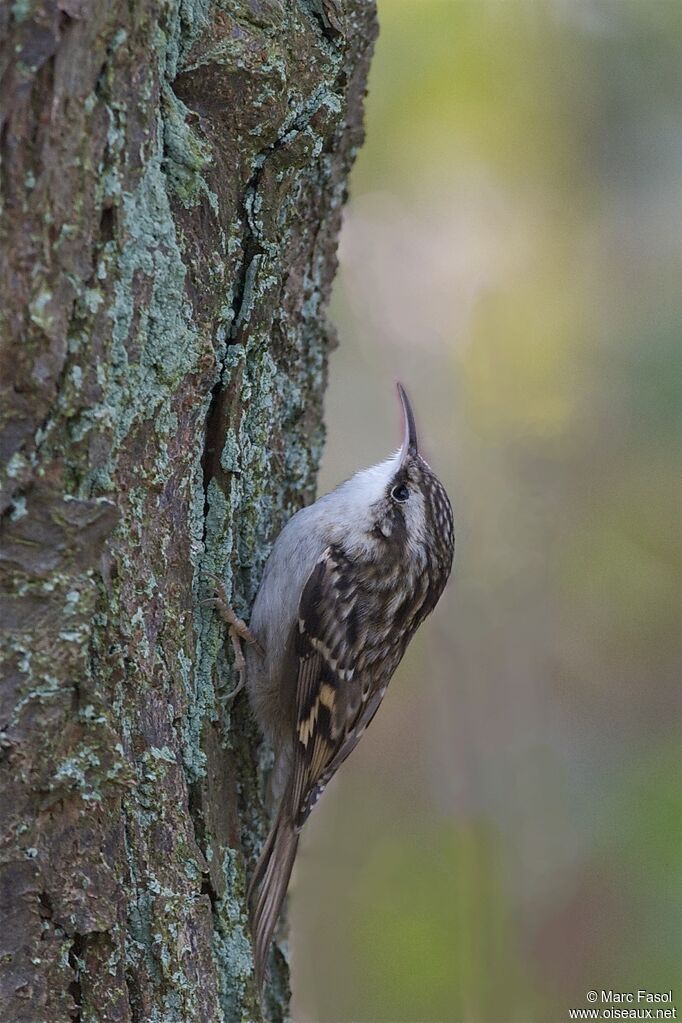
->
[0,2,375,1020]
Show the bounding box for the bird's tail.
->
[248,790,299,993]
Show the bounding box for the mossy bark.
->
[0,2,375,1020]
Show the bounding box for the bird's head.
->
[332,384,454,572]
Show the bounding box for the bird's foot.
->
[203,573,265,699]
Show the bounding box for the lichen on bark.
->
[0,2,376,1020]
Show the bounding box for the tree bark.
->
[0,2,375,1020]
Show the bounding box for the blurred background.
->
[291,2,681,1020]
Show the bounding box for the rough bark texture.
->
[0,2,376,1020]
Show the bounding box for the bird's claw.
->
[202,572,265,700]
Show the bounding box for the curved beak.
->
[397,382,419,461]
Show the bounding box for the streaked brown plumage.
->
[216,384,454,994]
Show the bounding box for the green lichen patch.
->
[162,84,218,211]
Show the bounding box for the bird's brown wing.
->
[290,545,385,829]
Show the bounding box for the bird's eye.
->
[391,483,410,503]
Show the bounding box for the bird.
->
[208,383,454,993]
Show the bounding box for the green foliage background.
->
[292,2,681,1020]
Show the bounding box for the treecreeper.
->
[208,383,455,993]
